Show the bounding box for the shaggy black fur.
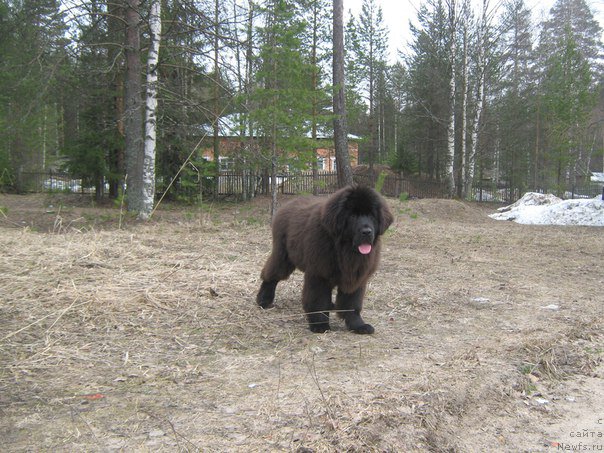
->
[256,185,393,334]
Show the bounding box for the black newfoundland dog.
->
[256,185,393,334]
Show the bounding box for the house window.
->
[330,157,336,171]
[218,156,234,172]
[317,157,325,171]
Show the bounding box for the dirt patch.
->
[1,193,602,451]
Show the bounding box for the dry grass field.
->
[1,193,602,452]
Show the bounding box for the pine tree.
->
[124,0,144,212]
[388,63,416,175]
[251,0,315,215]
[539,0,603,73]
[495,0,536,197]
[299,0,334,187]
[404,0,451,180]
[541,31,594,192]
[63,1,122,199]
[345,0,388,171]
[0,0,67,189]
[537,0,602,193]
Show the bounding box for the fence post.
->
[16,166,23,193]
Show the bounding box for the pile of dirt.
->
[1,193,602,451]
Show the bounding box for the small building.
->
[198,114,360,172]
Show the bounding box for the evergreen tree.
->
[301,0,340,188]
[345,0,388,170]
[494,0,536,197]
[541,30,595,192]
[124,0,144,212]
[537,0,602,193]
[155,0,235,202]
[404,0,450,179]
[539,0,603,73]
[388,62,417,174]
[251,0,315,214]
[0,0,67,189]
[63,1,122,199]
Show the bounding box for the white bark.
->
[141,0,161,220]
[460,22,468,198]
[465,0,488,198]
[446,0,457,196]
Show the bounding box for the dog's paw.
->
[352,323,374,334]
[256,296,274,309]
[309,323,330,333]
[256,281,277,308]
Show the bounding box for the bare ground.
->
[0,193,602,452]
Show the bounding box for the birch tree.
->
[463,0,489,198]
[445,0,458,196]
[459,5,469,198]
[141,0,161,219]
[212,0,221,197]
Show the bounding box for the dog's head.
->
[322,185,393,254]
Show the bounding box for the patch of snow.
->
[496,192,562,213]
[490,192,604,226]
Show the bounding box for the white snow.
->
[489,192,604,226]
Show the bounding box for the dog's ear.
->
[378,201,394,236]
[321,187,351,235]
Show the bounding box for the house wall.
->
[200,138,358,172]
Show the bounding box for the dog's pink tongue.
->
[358,244,372,255]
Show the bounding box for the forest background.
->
[0,0,603,217]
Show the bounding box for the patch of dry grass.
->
[1,194,603,451]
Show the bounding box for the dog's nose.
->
[361,227,373,237]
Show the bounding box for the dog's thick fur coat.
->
[256,186,393,333]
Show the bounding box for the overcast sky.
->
[344,0,604,62]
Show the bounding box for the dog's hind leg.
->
[256,236,295,308]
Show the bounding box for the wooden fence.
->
[5,170,602,203]
[250,172,448,199]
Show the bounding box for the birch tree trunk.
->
[140,0,161,219]
[333,0,353,188]
[445,0,457,197]
[310,0,319,195]
[460,21,468,199]
[245,0,254,199]
[465,0,488,199]
[212,0,220,197]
